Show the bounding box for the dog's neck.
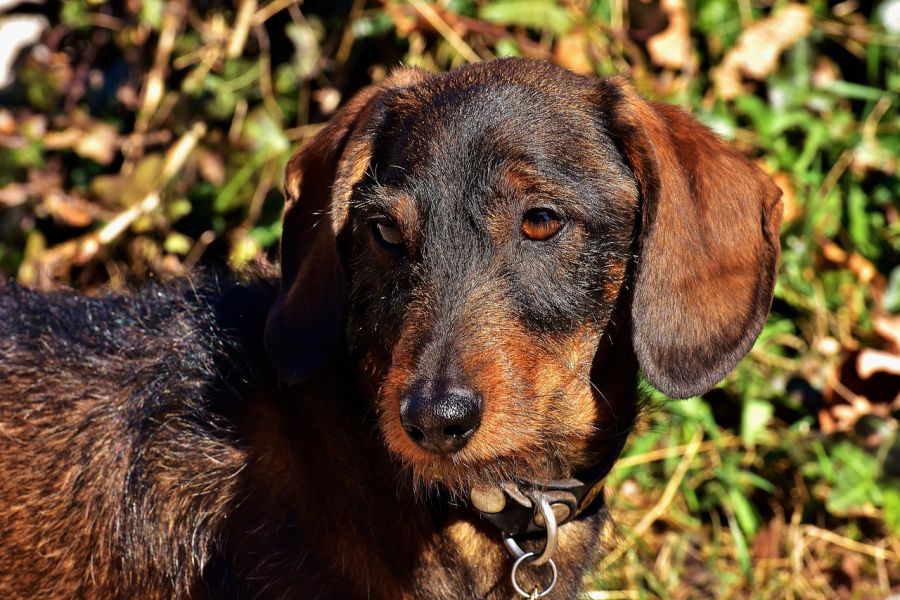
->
[200,281,640,598]
[212,351,638,599]
[219,370,423,597]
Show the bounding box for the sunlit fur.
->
[339,64,641,499]
[1,58,780,599]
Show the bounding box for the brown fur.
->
[0,59,781,599]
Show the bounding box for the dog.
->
[0,58,782,599]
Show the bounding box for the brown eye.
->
[372,220,404,250]
[521,208,563,241]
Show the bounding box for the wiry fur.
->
[0,58,781,599]
[0,277,256,597]
[0,275,603,598]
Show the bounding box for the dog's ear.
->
[599,77,783,398]
[265,69,428,382]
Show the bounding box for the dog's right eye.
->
[521,208,563,241]
[371,220,405,251]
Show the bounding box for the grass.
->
[0,0,897,596]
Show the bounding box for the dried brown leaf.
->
[0,109,15,136]
[197,149,225,186]
[554,28,592,75]
[823,339,900,431]
[39,190,97,228]
[751,517,784,560]
[771,172,799,223]
[74,122,120,165]
[313,87,342,115]
[647,0,694,70]
[44,121,121,165]
[819,407,837,434]
[0,183,27,206]
[874,313,900,350]
[852,138,898,177]
[857,349,900,379]
[811,56,840,89]
[385,5,418,38]
[820,240,848,263]
[846,252,877,285]
[713,4,813,99]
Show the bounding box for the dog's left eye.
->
[521,208,563,241]
[371,220,405,251]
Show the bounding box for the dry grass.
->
[0,1,897,596]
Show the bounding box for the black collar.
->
[468,434,628,536]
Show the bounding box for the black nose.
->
[399,381,483,454]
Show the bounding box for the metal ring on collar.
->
[502,491,559,566]
[510,552,558,599]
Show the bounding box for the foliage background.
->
[0,0,898,597]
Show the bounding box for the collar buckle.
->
[468,436,628,537]
[470,482,579,535]
[504,490,560,598]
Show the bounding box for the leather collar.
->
[468,435,628,536]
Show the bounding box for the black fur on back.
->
[0,274,280,597]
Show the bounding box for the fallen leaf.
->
[857,349,900,379]
[286,20,323,81]
[0,14,49,88]
[75,122,119,165]
[313,87,342,115]
[841,554,863,586]
[874,313,900,350]
[197,149,225,186]
[0,183,27,206]
[554,28,592,75]
[811,56,840,89]
[646,0,694,70]
[44,120,121,165]
[846,252,877,285]
[852,137,898,177]
[385,5,418,38]
[43,128,81,149]
[0,108,14,135]
[823,344,900,432]
[771,171,799,223]
[820,240,847,263]
[713,4,813,99]
[751,517,784,560]
[42,192,96,227]
[819,407,837,434]
[814,336,841,356]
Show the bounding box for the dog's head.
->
[265,59,782,494]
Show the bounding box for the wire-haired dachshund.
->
[0,58,782,599]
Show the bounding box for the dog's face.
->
[346,69,639,487]
[265,60,782,495]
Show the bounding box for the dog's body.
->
[3,277,585,599]
[0,59,782,599]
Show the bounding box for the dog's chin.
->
[388,438,573,501]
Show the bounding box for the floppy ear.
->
[265,69,428,382]
[599,77,783,398]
